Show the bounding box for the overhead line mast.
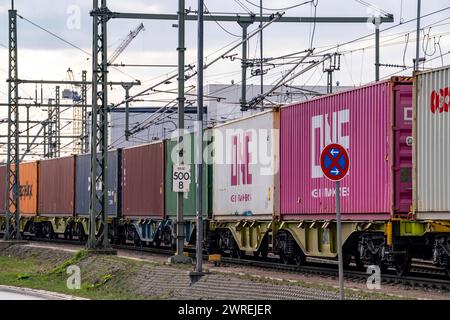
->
[4,0,20,240]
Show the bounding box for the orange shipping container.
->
[18,161,39,215]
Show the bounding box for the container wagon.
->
[413,65,450,277]
[209,110,280,258]
[75,150,122,242]
[0,161,40,236]
[18,161,40,235]
[278,77,415,274]
[37,156,76,238]
[165,132,213,247]
[121,141,165,245]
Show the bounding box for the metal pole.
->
[327,71,332,94]
[260,0,264,111]
[239,22,250,111]
[195,0,204,274]
[88,0,110,250]
[415,0,421,71]
[375,19,380,81]
[55,86,61,157]
[26,105,30,151]
[125,88,130,141]
[336,180,344,300]
[171,0,191,264]
[47,99,54,158]
[176,0,185,257]
[122,84,133,141]
[4,0,20,240]
[81,70,88,153]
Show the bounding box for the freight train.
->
[1,66,449,278]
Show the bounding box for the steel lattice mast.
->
[4,0,20,240]
[88,0,110,250]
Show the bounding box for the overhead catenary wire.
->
[241,0,313,11]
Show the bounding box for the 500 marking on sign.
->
[172,164,191,193]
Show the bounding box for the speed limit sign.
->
[172,164,191,193]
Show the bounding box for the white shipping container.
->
[414,65,450,220]
[212,110,279,219]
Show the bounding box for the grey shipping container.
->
[414,65,450,220]
[75,150,121,217]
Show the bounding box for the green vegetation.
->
[0,253,147,300]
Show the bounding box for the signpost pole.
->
[336,180,344,300]
[320,143,348,301]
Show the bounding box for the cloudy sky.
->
[0,0,449,158]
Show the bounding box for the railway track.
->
[16,238,450,291]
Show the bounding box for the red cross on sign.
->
[320,143,350,182]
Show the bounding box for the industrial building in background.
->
[107,84,350,149]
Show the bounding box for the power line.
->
[241,0,313,11]
[315,5,450,56]
[17,14,91,56]
[205,3,241,37]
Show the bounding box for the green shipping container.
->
[165,133,212,219]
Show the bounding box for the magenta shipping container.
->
[280,78,413,220]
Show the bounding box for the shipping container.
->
[18,161,39,215]
[165,133,212,218]
[280,78,413,220]
[0,165,6,214]
[122,141,165,218]
[38,156,76,216]
[414,66,450,220]
[212,110,280,220]
[75,150,121,217]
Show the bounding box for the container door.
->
[393,84,413,214]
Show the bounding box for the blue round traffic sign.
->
[320,144,350,181]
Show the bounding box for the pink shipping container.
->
[280,78,413,220]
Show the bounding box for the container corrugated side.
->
[75,150,121,217]
[280,79,413,220]
[212,110,279,220]
[122,141,165,218]
[414,66,450,220]
[165,132,212,218]
[0,165,6,214]
[18,161,39,215]
[38,156,76,216]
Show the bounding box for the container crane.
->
[69,23,145,153]
[108,22,145,65]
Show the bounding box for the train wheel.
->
[394,253,411,277]
[280,251,290,265]
[293,251,306,266]
[231,248,245,259]
[354,251,365,270]
[343,253,352,269]
[77,224,86,242]
[133,229,142,247]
